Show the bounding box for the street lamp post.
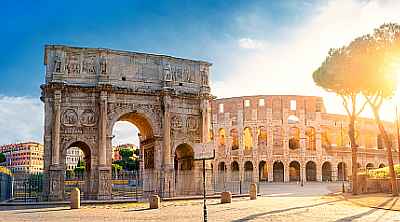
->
[342,155,345,193]
[195,147,215,222]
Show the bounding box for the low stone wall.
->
[356,175,400,193]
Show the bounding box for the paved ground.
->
[1,183,400,222]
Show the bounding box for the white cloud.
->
[212,0,400,120]
[112,121,140,147]
[238,38,267,50]
[0,96,43,145]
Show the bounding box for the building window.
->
[219,104,224,113]
[290,100,296,111]
[244,100,250,107]
[259,99,265,107]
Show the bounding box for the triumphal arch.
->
[41,45,212,200]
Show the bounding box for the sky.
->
[1,0,400,146]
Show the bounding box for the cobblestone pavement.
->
[1,194,400,222]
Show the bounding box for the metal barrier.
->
[0,167,13,202]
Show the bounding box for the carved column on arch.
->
[48,90,63,201]
[161,94,173,197]
[97,90,111,200]
[99,91,108,166]
[163,95,172,168]
[52,90,61,165]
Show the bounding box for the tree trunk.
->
[348,115,358,195]
[372,109,398,196]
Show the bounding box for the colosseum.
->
[210,95,399,186]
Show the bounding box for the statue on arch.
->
[163,63,172,81]
[54,55,62,73]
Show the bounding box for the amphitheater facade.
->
[210,95,400,184]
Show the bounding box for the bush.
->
[367,164,400,178]
[0,153,6,163]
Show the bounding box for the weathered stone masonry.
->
[41,45,212,200]
[211,96,399,184]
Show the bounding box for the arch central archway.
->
[111,112,157,197]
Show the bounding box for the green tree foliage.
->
[112,163,123,172]
[313,39,369,195]
[114,148,140,171]
[314,23,400,195]
[134,148,140,157]
[360,23,400,196]
[0,153,6,163]
[74,159,86,177]
[119,148,134,161]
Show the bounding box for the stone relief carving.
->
[54,55,62,73]
[99,57,107,74]
[200,65,209,85]
[80,109,96,126]
[186,116,198,131]
[171,115,185,139]
[82,57,96,74]
[51,179,59,192]
[62,109,78,126]
[164,63,172,81]
[171,115,183,129]
[99,172,111,195]
[144,148,154,169]
[65,61,81,74]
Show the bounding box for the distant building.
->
[0,142,44,174]
[65,147,85,171]
[112,144,138,161]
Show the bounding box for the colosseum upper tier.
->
[211,95,399,183]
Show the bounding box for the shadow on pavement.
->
[124,208,156,212]
[11,208,70,214]
[231,199,343,222]
[334,197,394,221]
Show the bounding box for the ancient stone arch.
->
[41,45,212,200]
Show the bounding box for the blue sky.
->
[1,0,400,145]
[0,0,315,96]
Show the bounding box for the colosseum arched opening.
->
[289,161,301,182]
[306,161,317,181]
[273,161,284,182]
[259,161,268,182]
[244,161,253,182]
[231,161,240,181]
[322,162,332,181]
[337,162,347,181]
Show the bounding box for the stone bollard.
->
[221,191,232,204]
[249,183,257,200]
[149,194,160,209]
[70,188,81,209]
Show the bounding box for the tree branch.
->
[340,95,352,117]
